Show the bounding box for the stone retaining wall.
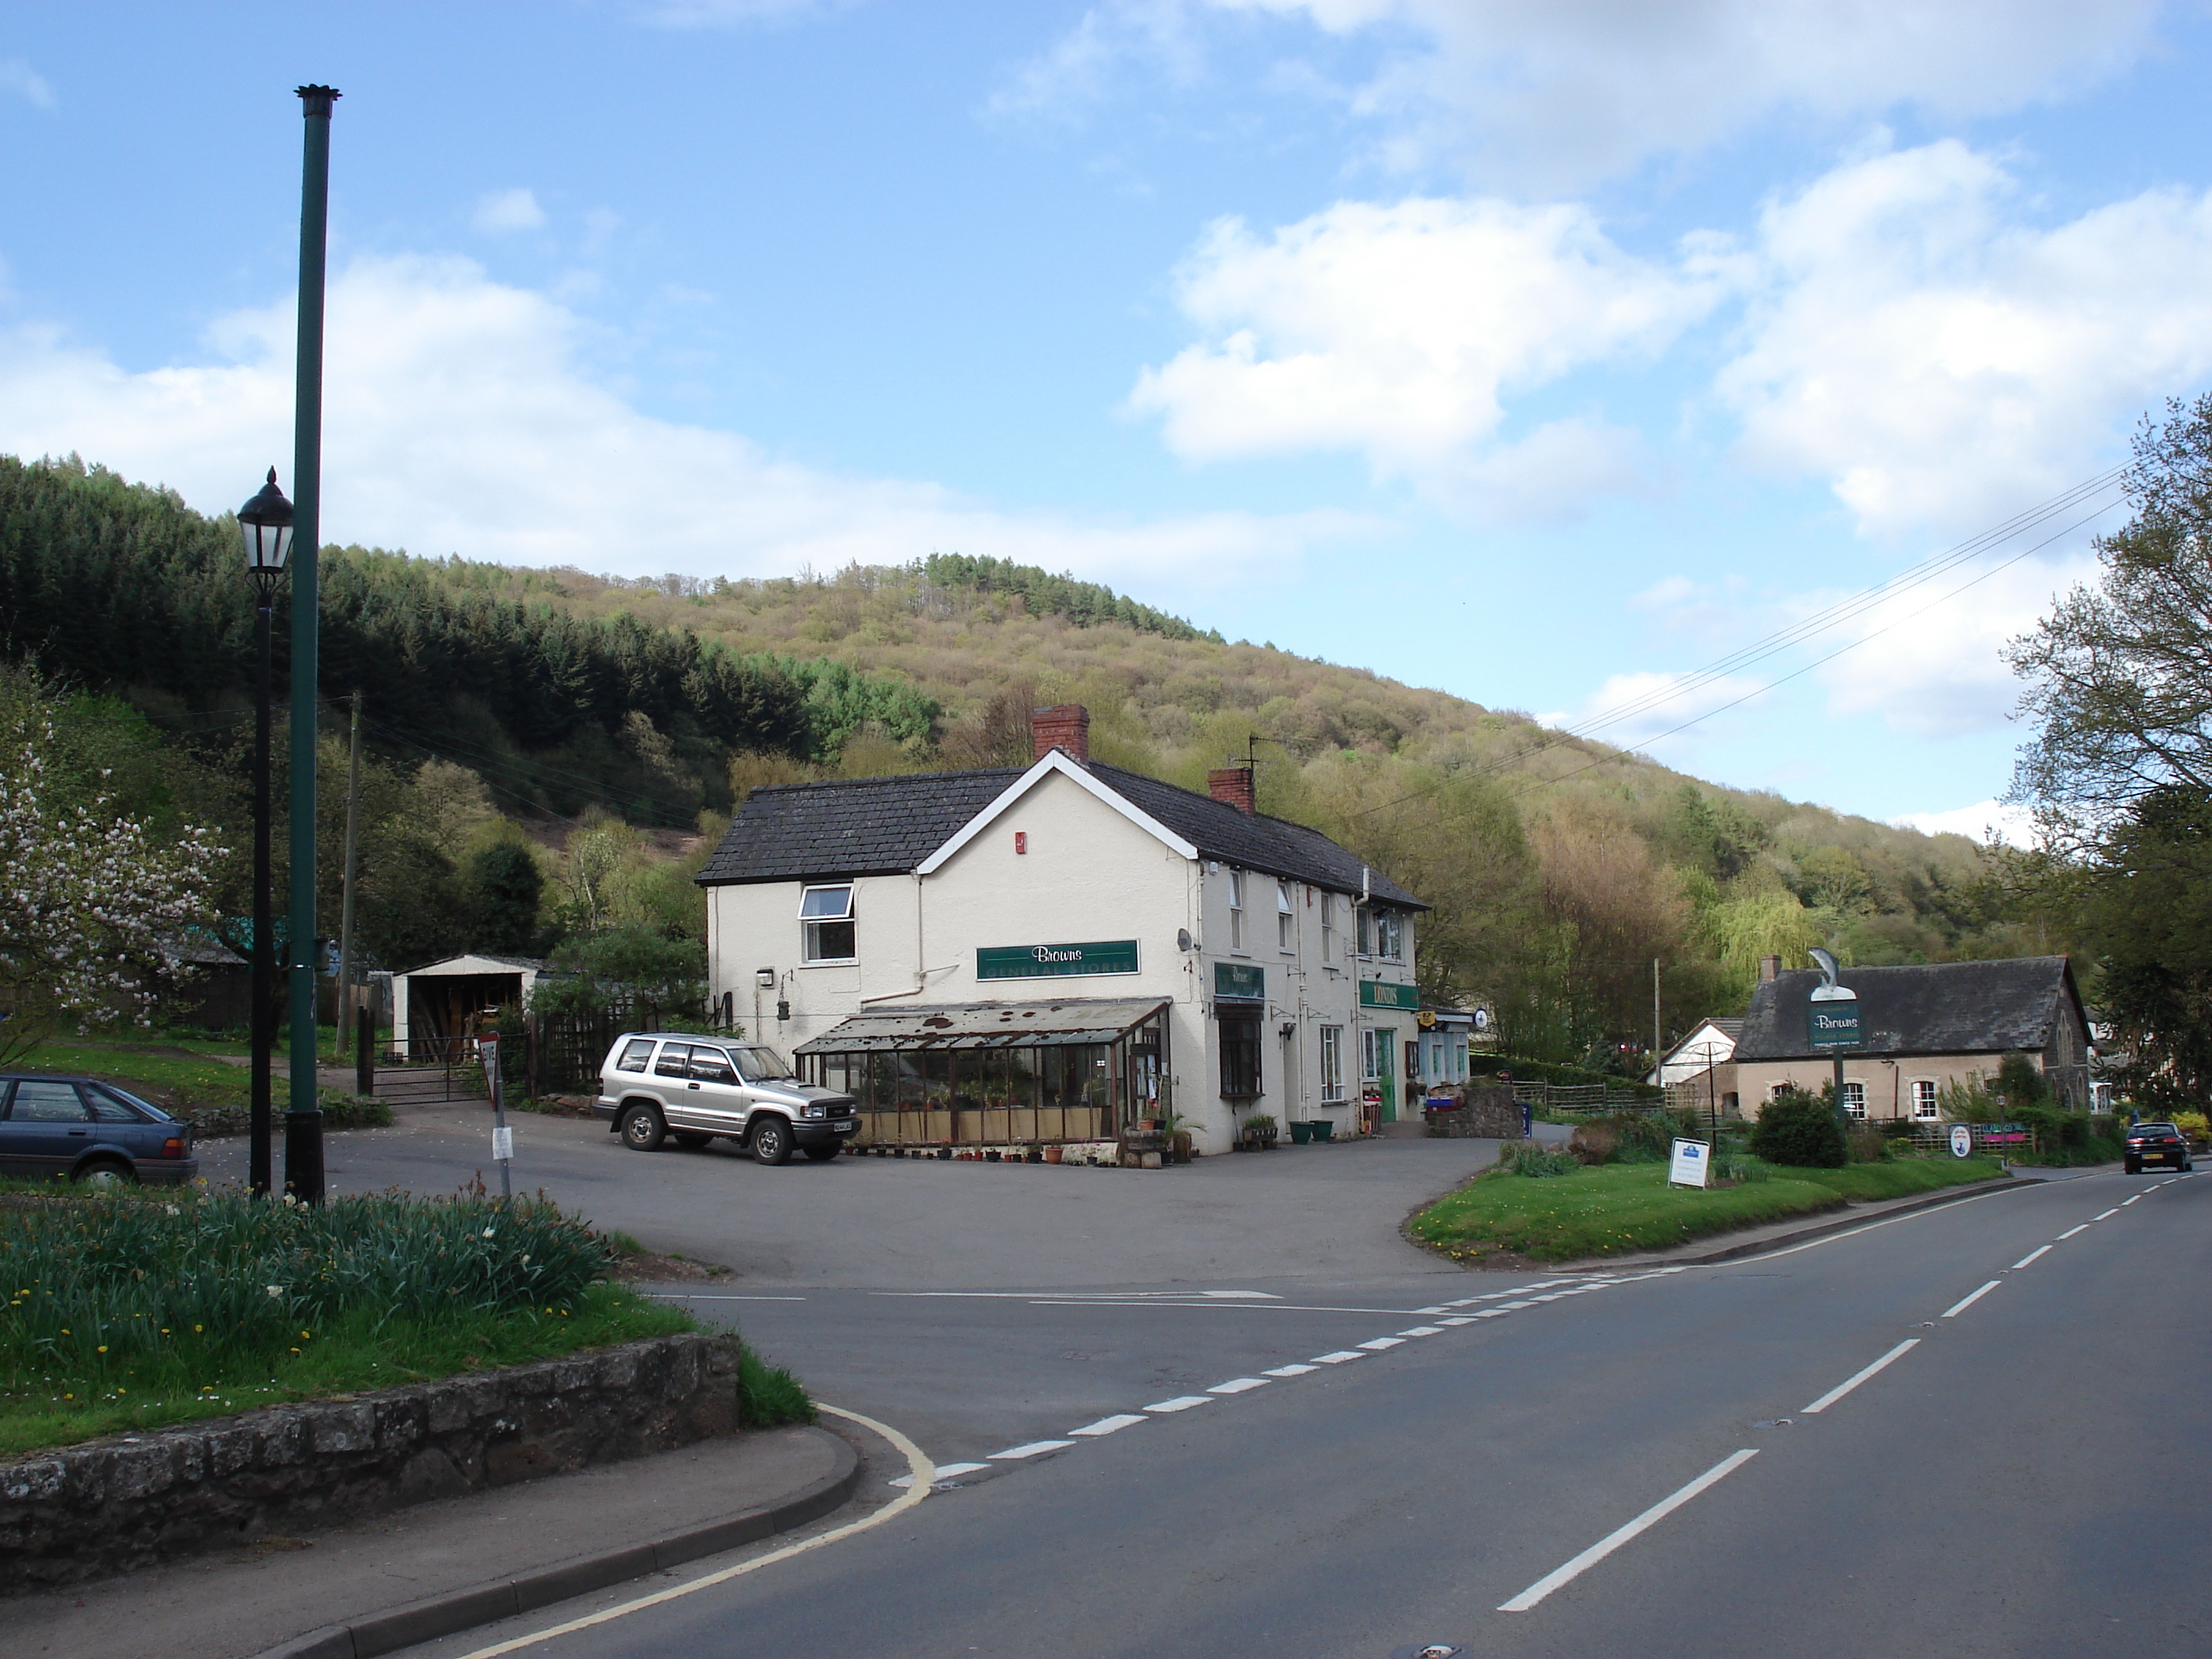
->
[0,1331,743,1593]
[1422,1084,1525,1139]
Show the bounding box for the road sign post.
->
[479,1035,511,1200]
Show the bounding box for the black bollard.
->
[284,1108,325,1205]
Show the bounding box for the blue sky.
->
[6,2,2212,833]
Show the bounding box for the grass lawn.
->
[0,1188,808,1457]
[1409,1155,2009,1265]
[5,1035,391,1136]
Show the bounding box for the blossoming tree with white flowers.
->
[0,682,223,1067]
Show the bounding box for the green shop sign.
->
[977,939,1140,980]
[1360,980,1419,1012]
[1214,961,1265,1002]
[1807,994,1862,1049]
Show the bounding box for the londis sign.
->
[1807,991,1862,1049]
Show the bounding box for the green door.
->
[1371,1030,1397,1122]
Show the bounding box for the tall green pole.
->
[287,84,339,1203]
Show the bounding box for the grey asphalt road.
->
[385,1163,2207,1659]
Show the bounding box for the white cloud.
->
[1009,2,2164,185]
[1719,141,2212,539]
[1892,799,2037,845]
[0,58,56,109]
[1126,196,1730,513]
[1809,548,2100,738]
[0,255,1368,589]
[1540,668,1771,755]
[472,188,548,234]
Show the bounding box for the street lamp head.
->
[238,467,295,584]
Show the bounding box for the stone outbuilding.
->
[1731,955,2093,1120]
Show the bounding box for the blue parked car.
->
[0,1075,200,1187]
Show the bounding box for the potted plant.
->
[1289,1120,1313,1145]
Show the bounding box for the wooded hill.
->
[1,453,2038,1065]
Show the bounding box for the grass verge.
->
[7,1036,390,1135]
[1408,1155,2008,1265]
[0,1188,712,1456]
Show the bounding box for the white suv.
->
[595,1033,858,1165]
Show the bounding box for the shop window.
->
[1361,1027,1384,1080]
[1277,879,1295,949]
[799,884,855,962]
[1228,869,1247,951]
[1840,1082,1866,1119]
[1219,1015,1262,1099]
[1913,1079,1939,1119]
[1320,1025,1345,1101]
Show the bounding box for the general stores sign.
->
[976,939,1140,980]
[1807,990,1862,1049]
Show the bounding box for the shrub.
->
[2171,1110,2209,1148]
[1496,1141,1580,1178]
[737,1346,815,1426]
[1751,1090,1848,1168]
[1844,1125,1893,1163]
[1712,1150,1771,1184]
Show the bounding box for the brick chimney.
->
[1207,767,1255,814]
[1031,704,1090,764]
[1759,954,1782,983]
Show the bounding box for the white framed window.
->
[1276,879,1295,949]
[1228,869,1247,952]
[1356,904,1372,957]
[1840,1081,1866,1119]
[798,883,856,963]
[1320,893,1335,963]
[1361,1027,1385,1081]
[1769,1081,1793,1101]
[1377,909,1404,962]
[1320,1025,1345,1101]
[1913,1079,1939,1119]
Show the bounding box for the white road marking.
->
[1313,1350,1366,1364]
[2122,1195,2142,1206]
[1413,1306,1450,1315]
[656,1294,808,1301]
[1398,1326,1445,1337]
[1263,1364,1318,1377]
[889,1461,989,1485]
[1357,1337,1407,1350]
[1942,1280,2001,1318]
[1207,1378,1270,1394]
[1438,1317,1477,1326]
[2093,1208,2119,1220]
[2011,1245,2052,1269]
[1497,1450,1760,1613]
[1724,1185,2031,1265]
[447,1404,933,1659]
[1144,1396,1214,1413]
[1068,1415,1147,1437]
[1800,1339,1920,1414]
[991,1440,1076,1459]
[2056,1225,2089,1240]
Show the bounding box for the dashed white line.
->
[1398,1326,1445,1337]
[2121,1194,2143,1206]
[1942,1280,2001,1319]
[1068,1415,1147,1437]
[1800,1339,1920,1414]
[1144,1395,1214,1413]
[1438,1317,1477,1326]
[2012,1245,2052,1269]
[1262,1363,1317,1377]
[1357,1337,1407,1350]
[990,1440,1075,1460]
[1312,1350,1366,1364]
[1498,1450,1760,1613]
[2093,1208,2119,1220]
[2057,1224,2089,1240]
[890,1460,987,1486]
[1207,1377,1270,1394]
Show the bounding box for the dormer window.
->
[799,884,856,963]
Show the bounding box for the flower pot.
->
[1289,1122,1313,1144]
[984,1149,1000,1162]
[1044,1146,1064,1164]
[1309,1120,1334,1142]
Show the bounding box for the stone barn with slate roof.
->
[695,705,1427,1155]
[1731,956,2093,1120]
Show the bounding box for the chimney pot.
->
[1207,767,1255,815]
[1759,954,1782,983]
[1031,704,1090,764]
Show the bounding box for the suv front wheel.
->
[750,1116,792,1166]
[621,1104,666,1152]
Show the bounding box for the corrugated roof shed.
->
[1733,958,2082,1060]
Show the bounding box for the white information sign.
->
[1949,1124,1972,1159]
[492,1125,514,1162]
[1668,1137,1711,1188]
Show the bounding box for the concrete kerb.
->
[255,1429,860,1659]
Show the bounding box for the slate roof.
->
[1733,958,2083,1061]
[697,759,1425,906]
